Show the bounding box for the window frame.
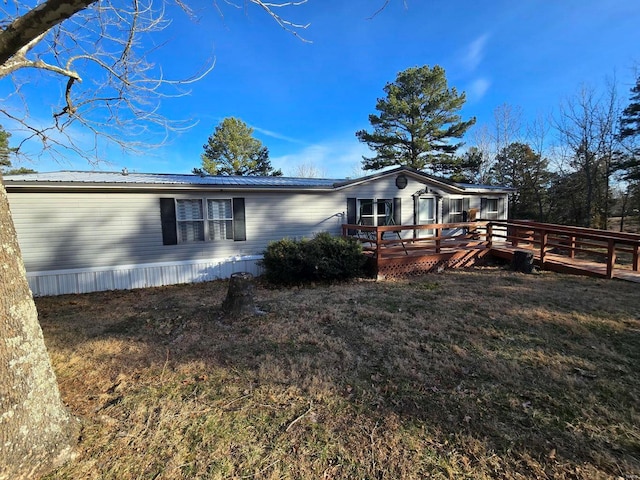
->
[358,198,393,226]
[484,197,500,220]
[175,198,235,244]
[176,198,205,243]
[449,197,464,223]
[207,199,234,241]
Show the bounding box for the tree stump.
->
[511,250,535,274]
[221,272,259,318]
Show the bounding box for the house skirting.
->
[26,255,264,297]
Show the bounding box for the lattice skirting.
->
[374,249,491,279]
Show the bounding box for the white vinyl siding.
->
[6,173,509,292]
[6,191,347,273]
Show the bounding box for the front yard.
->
[39,268,640,479]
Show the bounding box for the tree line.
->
[189,65,639,231]
[354,65,640,230]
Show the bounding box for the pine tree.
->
[491,142,552,220]
[436,147,483,183]
[199,118,282,176]
[0,125,14,168]
[356,65,475,172]
[617,75,640,181]
[0,125,35,174]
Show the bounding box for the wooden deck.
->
[342,220,640,283]
[490,244,640,283]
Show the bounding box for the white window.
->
[359,199,393,226]
[176,198,233,243]
[485,198,499,220]
[449,198,464,223]
[207,199,233,240]
[177,199,204,242]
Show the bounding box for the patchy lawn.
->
[38,268,640,479]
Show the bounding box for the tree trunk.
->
[221,272,259,318]
[0,0,98,67]
[0,178,78,479]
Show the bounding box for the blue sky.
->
[4,0,640,178]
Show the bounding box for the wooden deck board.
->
[489,244,640,283]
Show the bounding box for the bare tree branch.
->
[0,0,306,163]
[223,0,311,42]
[367,0,407,20]
[0,0,98,65]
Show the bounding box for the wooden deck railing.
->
[342,220,640,280]
[489,219,640,278]
[341,221,491,262]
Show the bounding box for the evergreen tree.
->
[0,125,14,168]
[491,142,552,220]
[356,65,475,172]
[436,147,483,183]
[0,125,35,174]
[199,118,282,176]
[619,75,640,141]
[617,75,640,182]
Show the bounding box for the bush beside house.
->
[260,233,366,285]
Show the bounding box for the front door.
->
[417,197,436,237]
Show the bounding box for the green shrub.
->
[259,237,305,285]
[260,232,365,285]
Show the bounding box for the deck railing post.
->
[435,228,441,253]
[510,225,517,247]
[539,229,547,268]
[569,236,576,259]
[487,223,493,249]
[376,227,382,262]
[606,239,616,279]
[633,244,639,272]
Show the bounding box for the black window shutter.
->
[232,198,246,241]
[462,197,470,222]
[442,197,450,223]
[160,198,177,245]
[480,198,487,219]
[393,198,402,225]
[346,198,356,234]
[347,198,356,224]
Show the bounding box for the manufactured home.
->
[4,166,511,296]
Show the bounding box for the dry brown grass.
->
[38,268,640,479]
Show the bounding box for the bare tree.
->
[493,103,523,155]
[555,82,620,228]
[0,1,310,477]
[470,123,494,184]
[0,0,312,161]
[467,104,523,186]
[290,161,327,178]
